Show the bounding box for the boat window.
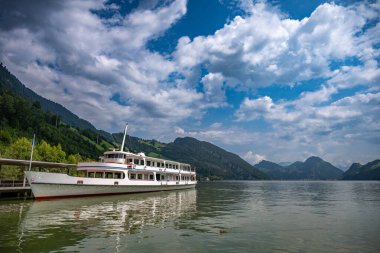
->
[140,160,144,165]
[176,176,179,180]
[105,172,113,178]
[128,158,133,163]
[161,175,165,180]
[147,160,151,166]
[149,174,154,181]
[165,163,168,168]
[156,174,161,181]
[95,172,103,178]
[88,172,95,178]
[157,162,160,167]
[151,161,155,167]
[130,173,136,180]
[138,174,143,180]
[114,173,121,179]
[134,159,139,164]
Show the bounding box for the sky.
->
[0,0,379,169]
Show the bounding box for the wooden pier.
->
[0,158,76,199]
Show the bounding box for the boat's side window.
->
[176,176,179,181]
[128,158,133,163]
[88,172,95,178]
[149,174,154,181]
[130,173,136,180]
[140,160,144,165]
[114,173,121,179]
[105,172,113,178]
[146,160,151,166]
[134,159,139,164]
[137,174,143,180]
[161,175,165,180]
[165,163,168,168]
[95,172,103,178]
[157,162,160,167]
[151,161,155,167]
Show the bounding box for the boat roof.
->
[103,150,191,166]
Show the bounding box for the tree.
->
[4,137,32,160]
[1,137,33,179]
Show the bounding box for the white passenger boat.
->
[25,124,197,200]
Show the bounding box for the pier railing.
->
[0,158,76,191]
[0,180,29,188]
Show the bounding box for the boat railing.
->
[103,158,125,164]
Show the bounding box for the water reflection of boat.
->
[19,189,196,250]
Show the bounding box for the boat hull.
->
[26,171,196,200]
[30,183,196,200]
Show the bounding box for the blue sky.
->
[0,0,379,168]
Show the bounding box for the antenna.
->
[120,123,128,152]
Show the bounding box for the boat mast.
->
[120,123,128,152]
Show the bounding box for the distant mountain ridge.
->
[255,156,344,180]
[342,160,380,180]
[162,137,269,180]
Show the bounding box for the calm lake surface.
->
[1,181,379,253]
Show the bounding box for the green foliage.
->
[4,137,31,160]
[0,85,116,160]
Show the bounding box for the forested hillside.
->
[342,160,380,180]
[0,63,99,132]
[0,88,115,159]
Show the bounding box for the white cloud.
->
[174,1,375,90]
[0,0,198,136]
[234,90,380,164]
[242,151,265,165]
[0,0,379,166]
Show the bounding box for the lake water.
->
[1,181,379,253]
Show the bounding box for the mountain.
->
[255,160,289,179]
[0,63,99,133]
[255,156,343,180]
[0,63,268,180]
[342,160,380,180]
[287,156,343,180]
[161,137,269,180]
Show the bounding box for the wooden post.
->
[23,165,27,187]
